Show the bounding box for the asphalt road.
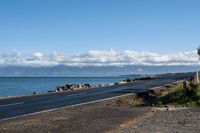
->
[0,76,187,121]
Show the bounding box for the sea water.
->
[0,77,131,98]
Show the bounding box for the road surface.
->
[0,75,187,121]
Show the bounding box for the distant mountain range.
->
[0,65,200,77]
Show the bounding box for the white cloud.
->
[0,49,199,66]
[33,52,44,60]
[49,52,66,62]
[0,50,22,65]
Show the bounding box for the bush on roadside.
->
[157,82,200,106]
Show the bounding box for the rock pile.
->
[56,84,92,92]
[135,75,156,80]
[54,76,156,92]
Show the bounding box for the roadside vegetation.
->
[157,82,200,106]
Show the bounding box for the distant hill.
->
[0,65,200,77]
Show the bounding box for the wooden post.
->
[194,71,199,83]
[183,80,188,96]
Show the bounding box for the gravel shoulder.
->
[115,107,200,133]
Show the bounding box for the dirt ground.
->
[115,107,200,133]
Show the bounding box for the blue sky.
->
[0,0,200,55]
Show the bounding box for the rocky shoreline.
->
[54,76,156,93]
[51,72,195,94]
[29,72,195,95]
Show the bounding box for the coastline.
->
[0,76,132,99]
[0,72,193,100]
[0,72,197,133]
[0,80,140,100]
[0,75,153,100]
[0,77,189,133]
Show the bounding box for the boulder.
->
[125,79,132,82]
[33,92,37,95]
[56,86,67,92]
[84,84,91,88]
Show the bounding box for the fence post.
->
[183,80,188,96]
[194,71,199,83]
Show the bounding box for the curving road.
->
[0,75,187,121]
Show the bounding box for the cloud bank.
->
[0,49,199,66]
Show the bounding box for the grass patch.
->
[157,82,200,107]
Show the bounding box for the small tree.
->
[197,47,200,60]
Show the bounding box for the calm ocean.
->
[0,77,130,98]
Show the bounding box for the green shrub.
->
[157,82,200,106]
